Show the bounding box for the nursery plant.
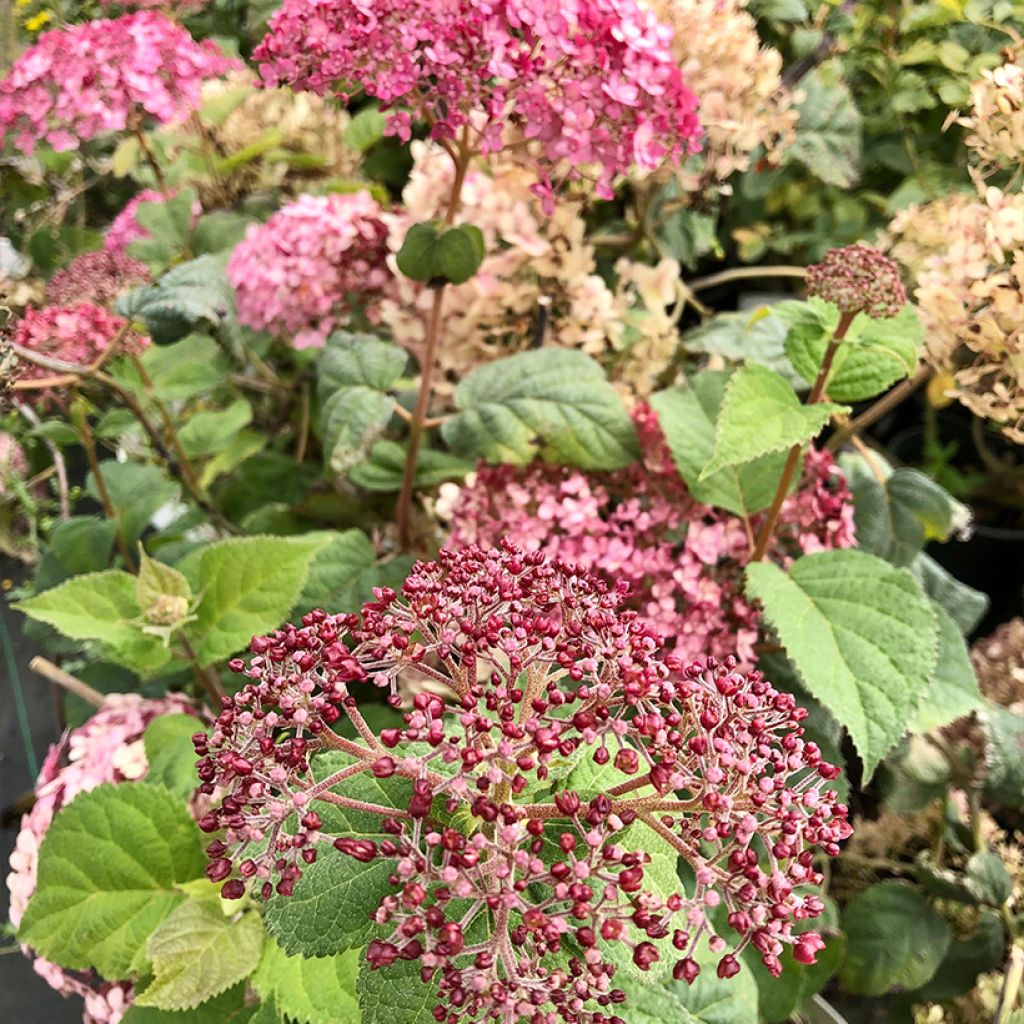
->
[0,1,1022,1024]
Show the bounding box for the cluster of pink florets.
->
[0,12,237,154]
[805,243,907,320]
[227,191,391,349]
[46,250,150,307]
[6,695,195,1024]
[254,0,702,200]
[13,303,148,403]
[195,543,850,1024]
[448,407,855,668]
[103,188,202,257]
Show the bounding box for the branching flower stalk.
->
[195,543,850,1024]
[751,244,907,562]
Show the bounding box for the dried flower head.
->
[0,12,237,154]
[447,408,855,668]
[254,0,702,199]
[6,695,196,1024]
[46,250,150,307]
[957,60,1024,178]
[805,243,907,320]
[195,543,849,1023]
[228,191,391,350]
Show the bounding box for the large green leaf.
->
[18,783,205,978]
[907,605,981,734]
[14,570,171,675]
[650,372,790,515]
[187,535,325,666]
[318,333,407,476]
[443,349,638,469]
[127,188,198,270]
[910,554,988,635]
[122,985,255,1024]
[779,299,922,402]
[178,399,253,459]
[86,461,180,546]
[144,714,204,799]
[702,364,845,478]
[136,900,264,1010]
[746,549,938,775]
[981,705,1024,808]
[786,62,862,188]
[356,956,438,1024]
[617,935,759,1024]
[681,309,799,385]
[839,882,951,996]
[252,943,361,1024]
[136,334,229,403]
[349,439,473,492]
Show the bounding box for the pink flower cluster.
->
[254,0,702,199]
[227,191,391,349]
[0,12,237,154]
[103,189,201,257]
[6,695,196,1024]
[805,243,907,320]
[13,303,148,404]
[448,408,855,668]
[195,543,850,1024]
[46,250,150,307]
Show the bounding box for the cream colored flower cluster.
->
[886,186,1024,443]
[645,0,796,185]
[379,142,682,398]
[957,60,1024,179]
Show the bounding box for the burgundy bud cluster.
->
[195,543,850,1024]
[805,242,907,320]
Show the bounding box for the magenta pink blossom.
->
[195,543,849,1023]
[103,189,201,256]
[6,695,196,1024]
[254,0,702,199]
[448,405,855,668]
[0,12,237,154]
[227,191,391,349]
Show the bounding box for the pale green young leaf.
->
[136,901,264,1010]
[18,783,205,978]
[650,373,790,515]
[702,364,846,478]
[188,535,327,666]
[137,549,191,610]
[840,882,951,995]
[746,549,938,776]
[443,349,638,469]
[252,942,361,1024]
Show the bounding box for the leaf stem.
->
[688,264,807,294]
[827,364,931,453]
[749,310,855,562]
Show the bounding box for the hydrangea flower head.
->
[13,303,148,404]
[254,0,702,198]
[0,12,238,154]
[805,243,907,320]
[195,542,850,1023]
[46,250,150,307]
[227,191,390,349]
[6,695,196,1024]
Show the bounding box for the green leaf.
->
[905,910,1005,1002]
[18,783,205,978]
[396,222,485,285]
[349,439,474,492]
[650,373,790,516]
[294,529,376,615]
[787,62,862,188]
[87,461,180,546]
[616,935,759,1024]
[47,515,118,575]
[14,570,170,675]
[443,349,638,469]
[178,400,253,459]
[137,900,264,1010]
[910,554,989,635]
[907,605,982,733]
[192,212,256,257]
[746,549,938,776]
[344,107,387,151]
[839,882,951,995]
[253,943,361,1024]
[318,333,407,476]
[144,714,204,799]
[188,535,326,666]
[779,299,922,402]
[356,956,438,1024]
[122,984,256,1024]
[965,851,1013,907]
[702,364,846,478]
[681,310,799,385]
[127,188,198,270]
[981,705,1024,807]
[138,334,230,403]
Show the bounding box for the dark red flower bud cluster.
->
[195,542,850,1024]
